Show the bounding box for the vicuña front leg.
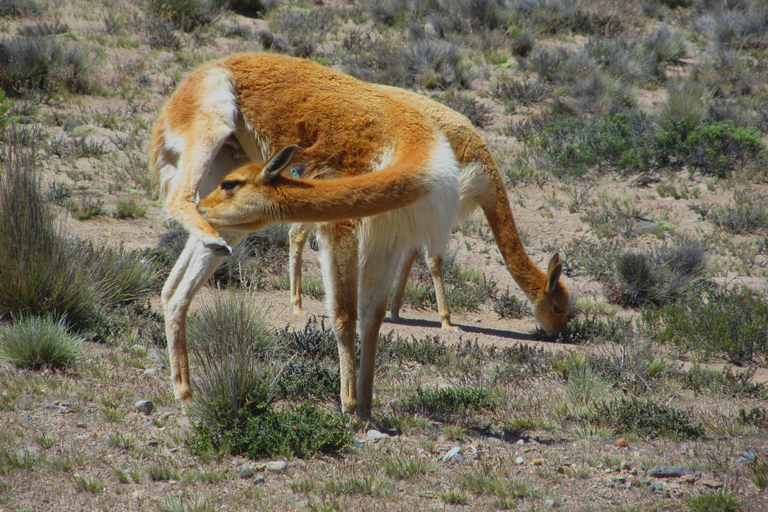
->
[162,231,243,402]
[317,223,359,415]
[289,223,313,315]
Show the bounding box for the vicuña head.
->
[529,253,569,336]
[198,144,432,231]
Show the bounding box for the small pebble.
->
[544,499,556,508]
[135,400,154,415]
[239,464,254,479]
[266,460,287,473]
[701,479,724,489]
[443,446,461,462]
[515,457,524,464]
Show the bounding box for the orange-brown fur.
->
[290,86,570,334]
[150,53,459,419]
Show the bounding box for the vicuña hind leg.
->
[389,248,419,322]
[357,246,402,421]
[289,223,314,315]
[162,231,244,402]
[316,222,359,415]
[428,255,460,332]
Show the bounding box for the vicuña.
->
[151,52,461,419]
[288,85,570,334]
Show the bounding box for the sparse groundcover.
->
[395,386,495,423]
[644,285,768,365]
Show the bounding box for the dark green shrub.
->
[269,7,337,58]
[492,288,528,319]
[446,275,496,313]
[657,119,763,177]
[644,286,768,365]
[592,397,704,439]
[145,18,182,50]
[0,316,83,371]
[0,36,93,95]
[340,29,408,86]
[17,21,69,37]
[279,359,339,402]
[396,386,495,423]
[189,403,352,459]
[555,314,633,344]
[377,333,452,367]
[279,317,337,360]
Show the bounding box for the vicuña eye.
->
[553,304,564,315]
[221,180,239,191]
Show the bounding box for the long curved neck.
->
[479,165,547,300]
[271,168,429,224]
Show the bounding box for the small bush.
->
[188,292,285,429]
[492,288,528,319]
[146,0,220,32]
[0,316,83,371]
[377,333,452,367]
[707,203,768,234]
[0,36,93,95]
[0,0,40,18]
[114,196,148,219]
[676,365,765,398]
[441,94,494,128]
[491,78,545,114]
[605,240,706,308]
[684,492,743,512]
[592,397,704,439]
[644,286,768,365]
[396,386,495,423]
[384,454,436,480]
[189,403,352,459]
[279,317,337,360]
[279,359,339,402]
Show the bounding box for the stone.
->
[516,439,525,445]
[353,439,366,448]
[254,474,266,484]
[515,457,524,465]
[701,479,723,489]
[620,461,632,471]
[443,446,461,462]
[530,458,544,466]
[648,466,691,478]
[21,413,31,422]
[544,499,556,508]
[668,482,681,489]
[736,451,757,464]
[239,464,254,479]
[681,475,697,484]
[42,403,57,409]
[367,429,388,442]
[266,460,287,473]
[651,482,664,491]
[634,220,659,236]
[144,368,160,376]
[615,438,629,448]
[135,400,154,415]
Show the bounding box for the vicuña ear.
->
[259,145,300,185]
[547,253,562,294]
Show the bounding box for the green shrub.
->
[491,78,545,114]
[188,291,285,429]
[592,397,704,439]
[189,403,352,459]
[396,386,495,423]
[377,333,452,367]
[279,359,339,402]
[684,492,742,512]
[0,36,93,95]
[492,288,528,319]
[644,286,768,365]
[278,316,337,360]
[114,196,147,219]
[0,316,83,371]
